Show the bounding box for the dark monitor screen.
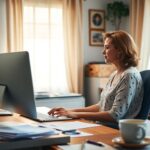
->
[0,51,37,118]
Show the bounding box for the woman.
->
[48,30,143,125]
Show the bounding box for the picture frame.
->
[89,30,104,46]
[89,9,105,30]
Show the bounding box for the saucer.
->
[112,137,150,148]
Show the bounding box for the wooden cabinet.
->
[84,63,115,106]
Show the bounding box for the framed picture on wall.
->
[89,9,105,30]
[89,30,104,46]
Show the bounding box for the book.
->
[0,121,58,140]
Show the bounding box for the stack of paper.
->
[44,121,100,132]
[0,122,57,140]
[39,121,100,138]
[58,141,116,150]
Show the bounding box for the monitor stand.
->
[0,84,6,102]
[0,84,13,116]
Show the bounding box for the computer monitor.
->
[0,51,37,118]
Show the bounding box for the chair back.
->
[135,70,150,119]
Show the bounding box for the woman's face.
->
[103,38,118,64]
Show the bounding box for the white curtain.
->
[1,0,23,52]
[23,0,83,94]
[140,0,150,70]
[23,0,69,94]
[0,0,7,52]
[130,0,145,52]
[63,0,83,93]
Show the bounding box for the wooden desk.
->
[0,114,70,150]
[1,114,150,150]
[1,114,119,149]
[65,120,119,146]
[51,119,150,150]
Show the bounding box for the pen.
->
[86,140,104,147]
[62,130,80,135]
[62,129,76,132]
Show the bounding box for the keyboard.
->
[37,113,72,122]
[36,106,72,122]
[0,109,13,116]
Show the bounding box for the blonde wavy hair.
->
[103,30,139,69]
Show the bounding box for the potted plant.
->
[105,1,129,30]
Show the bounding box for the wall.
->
[83,0,107,65]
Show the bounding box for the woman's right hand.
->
[48,107,78,118]
[48,107,65,116]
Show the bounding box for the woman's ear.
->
[117,52,121,58]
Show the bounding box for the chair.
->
[135,70,150,119]
[100,70,150,129]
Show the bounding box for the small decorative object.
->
[105,1,129,30]
[89,9,105,30]
[89,30,104,46]
[89,9,105,46]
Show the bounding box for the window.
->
[23,1,69,94]
[140,0,150,70]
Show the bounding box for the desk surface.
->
[0,114,70,150]
[0,114,150,150]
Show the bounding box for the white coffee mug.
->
[119,119,147,144]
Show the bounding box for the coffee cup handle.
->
[136,126,145,140]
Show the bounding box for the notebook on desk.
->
[34,107,72,122]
